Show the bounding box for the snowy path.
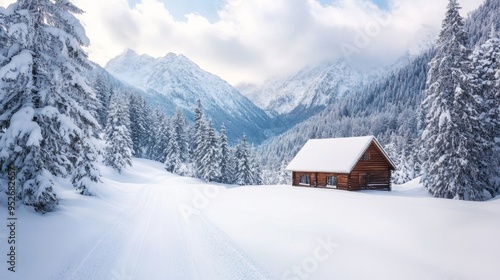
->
[52,169,270,280]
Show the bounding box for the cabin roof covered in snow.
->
[285,136,394,173]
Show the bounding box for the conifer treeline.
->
[0,0,261,213]
[103,94,263,186]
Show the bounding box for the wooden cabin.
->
[286,136,395,191]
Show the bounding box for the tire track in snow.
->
[53,181,271,280]
[114,185,160,278]
[173,185,272,280]
[111,185,198,279]
[52,186,154,280]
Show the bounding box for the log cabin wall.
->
[315,173,348,190]
[349,171,391,190]
[350,142,393,190]
[311,172,317,186]
[292,172,349,190]
[292,172,299,186]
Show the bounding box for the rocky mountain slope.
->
[105,49,272,144]
[237,59,379,126]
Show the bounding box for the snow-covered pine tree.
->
[0,12,7,63]
[471,27,500,192]
[129,94,151,158]
[393,149,415,184]
[218,124,234,184]
[277,160,291,185]
[172,109,189,163]
[387,132,418,184]
[250,151,263,185]
[147,108,169,162]
[104,93,133,173]
[193,100,208,178]
[144,108,159,160]
[89,71,112,127]
[199,120,221,182]
[496,75,500,189]
[235,134,252,186]
[72,125,101,196]
[0,0,101,212]
[164,119,180,173]
[420,0,491,200]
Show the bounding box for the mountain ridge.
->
[237,59,382,129]
[104,49,272,144]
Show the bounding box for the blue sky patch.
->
[128,0,390,22]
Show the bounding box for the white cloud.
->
[1,0,485,84]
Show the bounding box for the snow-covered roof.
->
[286,136,393,173]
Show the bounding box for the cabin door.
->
[359,174,367,188]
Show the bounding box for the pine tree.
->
[147,108,169,162]
[218,124,234,184]
[199,120,221,182]
[386,133,418,184]
[420,0,491,200]
[193,100,208,178]
[72,131,101,196]
[144,108,159,160]
[250,151,263,185]
[235,134,252,185]
[0,0,101,212]
[0,16,7,55]
[471,27,500,192]
[129,94,151,158]
[164,119,180,173]
[277,160,291,185]
[90,71,113,127]
[172,109,189,163]
[104,93,133,173]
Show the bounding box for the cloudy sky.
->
[0,0,484,84]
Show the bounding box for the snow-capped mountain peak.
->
[238,59,380,123]
[105,50,270,144]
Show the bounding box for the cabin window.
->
[300,174,310,185]
[362,152,370,161]
[326,176,337,187]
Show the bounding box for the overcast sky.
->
[0,0,485,85]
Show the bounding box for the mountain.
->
[257,0,500,185]
[237,59,380,126]
[105,49,271,144]
[257,50,433,185]
[82,61,151,129]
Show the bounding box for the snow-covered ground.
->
[1,158,499,280]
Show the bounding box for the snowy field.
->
[1,158,499,280]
